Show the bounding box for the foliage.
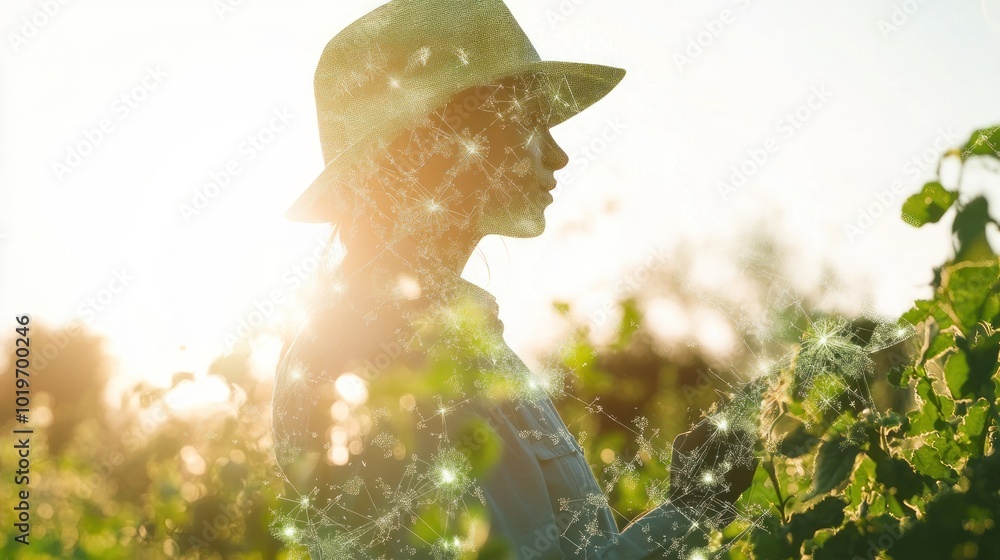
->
[719,124,1000,560]
[0,338,286,559]
[2,125,998,559]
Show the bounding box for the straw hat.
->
[286,0,626,223]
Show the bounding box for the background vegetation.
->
[1,125,998,558]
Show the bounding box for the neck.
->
[339,230,482,298]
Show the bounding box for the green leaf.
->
[930,299,956,330]
[956,397,990,456]
[901,299,935,326]
[846,455,877,514]
[787,496,848,549]
[906,377,952,436]
[751,524,795,559]
[944,350,973,400]
[887,365,914,388]
[941,259,1000,332]
[807,438,861,499]
[929,432,966,469]
[960,124,1000,161]
[923,331,955,362]
[952,197,996,262]
[811,522,866,560]
[776,422,820,459]
[901,181,958,227]
[969,328,1000,352]
[875,456,926,501]
[908,444,957,480]
[877,410,907,433]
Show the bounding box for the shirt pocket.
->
[529,433,581,460]
[528,433,594,495]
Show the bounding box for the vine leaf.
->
[901,181,957,227]
[940,259,999,334]
[776,421,820,459]
[923,331,956,363]
[943,350,972,401]
[786,496,848,550]
[874,456,925,501]
[956,398,990,457]
[908,444,957,481]
[807,438,861,499]
[961,125,1000,161]
[952,196,995,262]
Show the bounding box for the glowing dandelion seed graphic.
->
[713,416,729,432]
[440,468,456,484]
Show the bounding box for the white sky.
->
[2,0,1000,392]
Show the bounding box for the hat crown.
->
[314,0,541,164]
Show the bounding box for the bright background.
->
[2,0,1000,400]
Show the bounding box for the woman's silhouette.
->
[272,1,756,558]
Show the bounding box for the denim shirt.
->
[272,279,701,559]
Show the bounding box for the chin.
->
[507,213,547,238]
[479,209,547,238]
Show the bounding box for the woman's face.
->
[383,76,570,240]
[450,77,570,238]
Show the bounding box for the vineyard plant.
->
[719,124,1000,560]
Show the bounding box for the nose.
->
[541,129,569,171]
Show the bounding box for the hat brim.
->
[523,61,627,127]
[285,61,626,223]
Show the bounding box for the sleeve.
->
[591,419,756,559]
[495,396,711,560]
[594,501,710,560]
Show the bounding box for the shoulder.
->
[279,296,415,378]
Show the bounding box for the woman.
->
[272,1,757,558]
